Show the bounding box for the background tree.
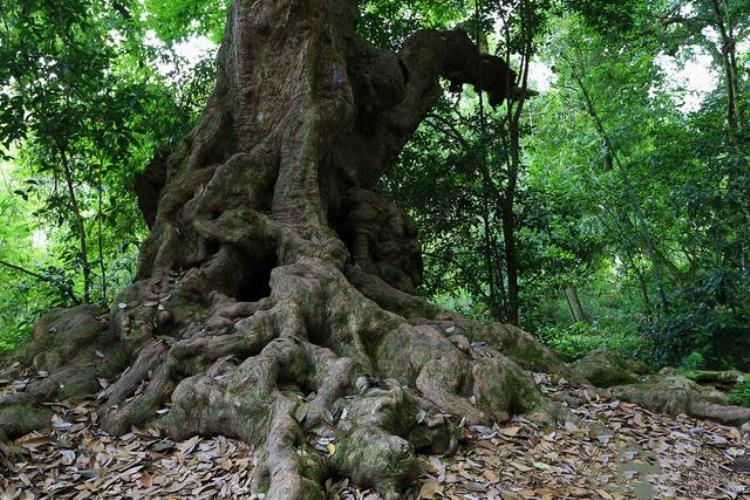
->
[384,0,749,367]
[0,0,214,343]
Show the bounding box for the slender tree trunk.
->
[474,0,502,321]
[492,229,509,315]
[564,285,588,323]
[709,0,742,138]
[501,200,519,324]
[496,0,534,326]
[59,145,91,303]
[97,164,107,302]
[503,107,524,326]
[478,105,501,318]
[501,100,521,326]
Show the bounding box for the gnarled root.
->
[1,258,553,498]
[0,305,127,441]
[612,375,750,427]
[151,259,550,497]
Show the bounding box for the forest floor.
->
[1,366,749,499]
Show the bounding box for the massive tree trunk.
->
[0,1,567,497]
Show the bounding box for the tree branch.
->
[336,28,518,185]
[0,259,80,305]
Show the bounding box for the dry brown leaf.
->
[508,460,533,472]
[482,469,499,483]
[634,413,645,427]
[139,471,153,488]
[500,426,521,437]
[419,480,442,499]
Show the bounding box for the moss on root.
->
[572,348,639,388]
[0,403,53,442]
[612,374,750,427]
[0,306,129,441]
[331,427,420,498]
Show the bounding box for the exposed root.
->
[122,258,556,496]
[612,375,750,427]
[0,305,127,441]
[102,364,174,436]
[346,265,568,375]
[1,258,560,497]
[5,259,750,498]
[103,341,166,406]
[571,349,750,427]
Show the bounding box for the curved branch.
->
[405,29,516,106]
[0,259,80,305]
[334,29,517,186]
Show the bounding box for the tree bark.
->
[496,0,534,326]
[564,285,588,323]
[708,0,743,139]
[59,145,92,303]
[0,1,566,497]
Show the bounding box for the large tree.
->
[4,0,748,498]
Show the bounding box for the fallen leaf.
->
[509,460,532,472]
[419,480,442,499]
[500,426,521,437]
[483,469,499,482]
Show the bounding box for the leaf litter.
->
[1,399,255,499]
[1,369,749,499]
[412,374,750,500]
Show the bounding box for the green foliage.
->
[536,321,646,362]
[648,271,750,369]
[678,351,706,371]
[386,0,750,369]
[728,376,750,408]
[0,0,213,349]
[144,0,228,44]
[359,0,471,48]
[565,0,646,35]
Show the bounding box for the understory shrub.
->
[647,270,750,370]
[728,375,750,408]
[536,321,648,362]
